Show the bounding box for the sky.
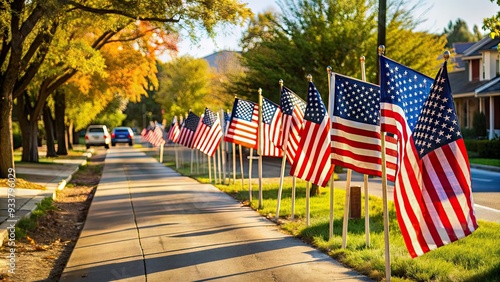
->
[171,0,499,59]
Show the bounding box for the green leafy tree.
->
[231,0,446,106]
[155,56,212,121]
[443,18,483,48]
[483,0,500,39]
[0,0,252,177]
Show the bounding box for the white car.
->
[85,125,111,149]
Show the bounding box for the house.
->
[450,37,500,139]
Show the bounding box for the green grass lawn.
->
[156,150,500,282]
[469,158,500,167]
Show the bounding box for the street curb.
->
[0,151,92,247]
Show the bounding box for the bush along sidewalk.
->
[15,197,56,239]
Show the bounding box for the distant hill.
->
[202,51,242,71]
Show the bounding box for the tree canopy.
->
[483,0,500,39]
[0,0,253,177]
[155,56,212,122]
[443,18,483,48]
[229,0,447,104]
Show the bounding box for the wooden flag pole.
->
[232,141,236,184]
[208,151,212,183]
[213,153,217,184]
[342,169,352,249]
[218,144,222,184]
[248,148,253,202]
[257,88,263,209]
[239,145,245,189]
[190,149,194,174]
[306,181,310,226]
[327,66,335,239]
[175,143,179,169]
[291,176,296,219]
[275,79,286,220]
[159,144,164,163]
[379,45,391,281]
[276,154,287,220]
[360,55,371,247]
[220,111,227,184]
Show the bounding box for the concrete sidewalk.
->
[0,149,91,246]
[60,147,371,281]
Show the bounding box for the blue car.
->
[111,127,134,146]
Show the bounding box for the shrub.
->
[477,139,500,158]
[465,139,500,158]
[473,112,487,138]
[461,127,476,140]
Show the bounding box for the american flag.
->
[224,98,259,149]
[261,97,283,157]
[223,111,231,136]
[280,86,306,165]
[167,116,180,143]
[177,112,200,148]
[140,128,150,143]
[290,82,333,187]
[192,108,223,156]
[380,56,432,152]
[148,126,165,147]
[329,73,398,181]
[381,58,477,257]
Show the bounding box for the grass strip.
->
[157,150,500,282]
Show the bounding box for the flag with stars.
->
[177,111,200,148]
[280,86,306,165]
[388,60,477,258]
[167,116,180,143]
[379,56,433,154]
[223,111,231,136]
[330,73,398,181]
[261,97,283,157]
[290,82,333,187]
[192,108,222,156]
[224,98,259,149]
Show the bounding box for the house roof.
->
[463,37,499,58]
[450,69,500,97]
[475,76,500,95]
[452,42,476,69]
[454,42,476,54]
[449,70,485,95]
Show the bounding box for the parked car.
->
[85,125,111,149]
[111,126,134,146]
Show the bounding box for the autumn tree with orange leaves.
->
[0,0,252,173]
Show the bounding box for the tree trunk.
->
[311,184,320,196]
[18,93,39,163]
[43,104,57,157]
[0,92,14,178]
[66,125,73,150]
[71,122,80,144]
[55,90,68,155]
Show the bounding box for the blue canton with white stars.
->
[304,82,327,124]
[234,98,256,121]
[203,108,217,127]
[280,86,306,115]
[380,56,433,131]
[263,97,279,125]
[333,74,381,125]
[224,111,230,132]
[412,63,461,158]
[184,112,200,132]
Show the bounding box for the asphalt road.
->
[161,143,500,223]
